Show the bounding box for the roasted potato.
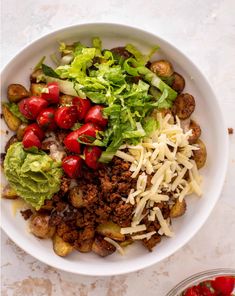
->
[92,236,116,257]
[188,120,201,144]
[97,221,125,241]
[69,187,84,208]
[75,239,93,253]
[2,184,18,199]
[29,214,55,239]
[172,93,195,119]
[30,83,46,97]
[171,72,185,93]
[170,199,187,218]
[59,95,74,105]
[7,84,29,103]
[2,104,22,131]
[150,60,174,77]
[16,123,28,141]
[110,47,132,60]
[30,69,45,83]
[119,239,133,248]
[53,234,74,257]
[193,139,207,169]
[5,135,18,152]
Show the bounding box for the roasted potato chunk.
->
[2,184,18,199]
[193,139,207,169]
[30,69,45,83]
[29,214,55,239]
[173,93,195,119]
[30,83,46,97]
[69,187,84,208]
[59,95,74,105]
[2,104,21,131]
[171,72,185,93]
[170,199,187,218]
[16,123,28,141]
[119,239,133,248]
[92,236,116,257]
[53,234,73,257]
[75,239,93,253]
[5,135,18,152]
[188,120,201,144]
[97,221,125,241]
[150,60,174,77]
[7,84,29,103]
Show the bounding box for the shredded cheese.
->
[116,112,203,241]
[120,224,146,234]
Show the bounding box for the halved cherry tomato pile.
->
[183,276,235,296]
[18,82,108,177]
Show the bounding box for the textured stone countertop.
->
[1,0,235,295]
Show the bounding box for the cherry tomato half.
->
[211,276,235,295]
[24,123,45,141]
[55,106,78,129]
[75,122,102,144]
[63,130,81,154]
[22,130,41,149]
[85,105,108,127]
[37,107,57,130]
[62,155,83,178]
[18,97,48,120]
[41,82,60,104]
[184,286,201,296]
[84,146,102,170]
[72,97,91,121]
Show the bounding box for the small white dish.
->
[0,23,229,276]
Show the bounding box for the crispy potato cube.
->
[7,84,29,103]
[2,104,21,131]
[30,83,46,97]
[53,234,73,257]
[2,184,18,199]
[193,139,207,169]
[97,221,125,241]
[170,199,187,218]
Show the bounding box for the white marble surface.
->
[1,0,235,295]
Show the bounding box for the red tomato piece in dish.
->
[62,155,83,178]
[24,123,45,141]
[63,130,81,154]
[85,105,108,127]
[211,276,235,295]
[37,107,57,130]
[72,97,91,121]
[18,97,48,120]
[55,106,78,129]
[76,122,102,143]
[22,130,41,149]
[84,146,102,169]
[184,286,201,296]
[41,82,60,104]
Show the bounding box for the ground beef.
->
[20,209,33,220]
[45,157,137,253]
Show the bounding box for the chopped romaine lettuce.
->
[43,38,178,160]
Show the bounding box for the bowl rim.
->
[0,22,229,276]
[166,268,235,296]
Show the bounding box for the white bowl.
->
[0,23,229,276]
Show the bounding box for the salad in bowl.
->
[1,36,206,258]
